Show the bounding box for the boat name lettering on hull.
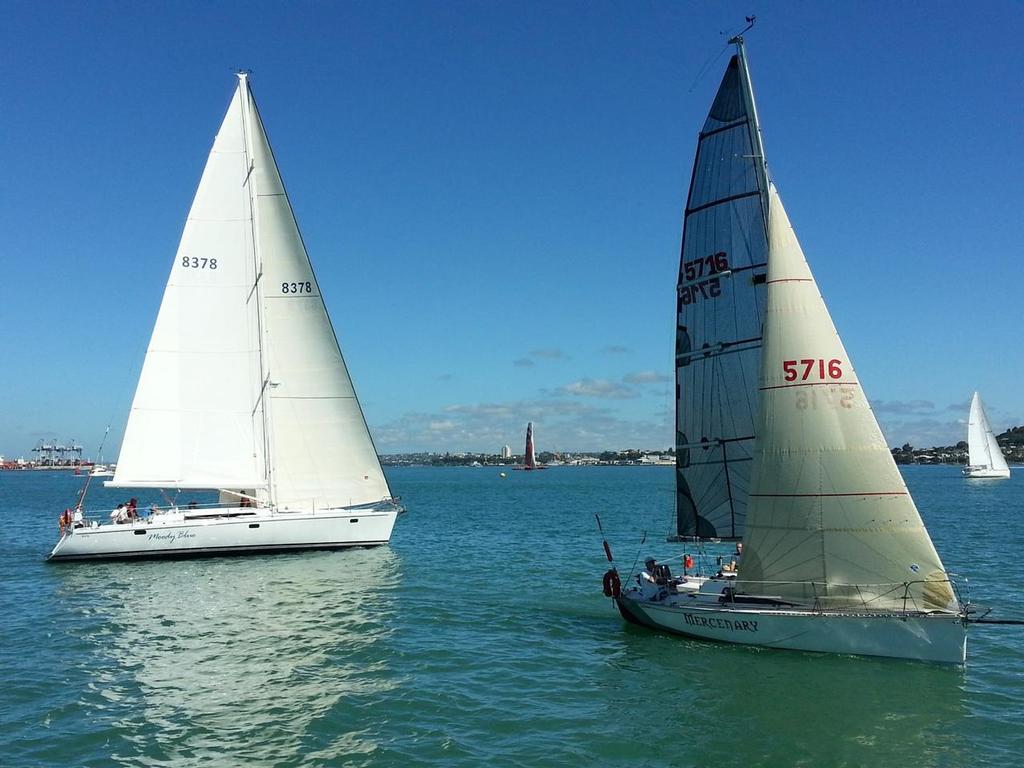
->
[683,614,758,632]
[147,530,197,542]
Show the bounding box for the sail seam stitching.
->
[760,381,859,391]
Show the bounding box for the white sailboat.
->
[611,38,967,663]
[49,74,401,561]
[963,392,1010,478]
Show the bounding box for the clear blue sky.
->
[1,1,1021,457]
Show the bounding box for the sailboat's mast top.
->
[728,15,756,47]
[727,19,769,233]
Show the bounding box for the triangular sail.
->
[110,86,267,490]
[112,75,391,510]
[739,186,956,611]
[524,422,537,468]
[674,51,769,539]
[968,392,1009,473]
[242,78,392,510]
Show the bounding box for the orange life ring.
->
[602,568,621,597]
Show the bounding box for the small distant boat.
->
[89,465,114,478]
[963,392,1010,479]
[512,422,547,471]
[606,34,968,664]
[49,73,401,562]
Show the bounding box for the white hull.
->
[48,506,399,562]
[962,465,1010,479]
[615,590,966,664]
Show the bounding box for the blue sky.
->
[1,1,1021,457]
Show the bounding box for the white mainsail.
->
[967,392,1010,475]
[111,74,391,510]
[674,49,768,540]
[111,86,266,491]
[738,186,956,611]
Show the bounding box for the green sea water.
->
[2,465,1022,767]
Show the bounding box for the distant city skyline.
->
[2,3,1021,458]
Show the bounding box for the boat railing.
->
[721,577,963,614]
[72,500,261,527]
[72,496,404,527]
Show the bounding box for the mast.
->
[731,36,770,235]
[238,72,276,506]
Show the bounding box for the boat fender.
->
[602,569,621,597]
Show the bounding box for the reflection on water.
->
[593,629,968,767]
[54,548,402,765]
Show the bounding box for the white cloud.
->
[869,399,936,415]
[560,378,638,399]
[623,370,671,385]
[529,347,569,360]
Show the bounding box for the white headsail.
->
[739,186,956,611]
[243,79,391,510]
[111,75,391,510]
[674,47,769,539]
[967,392,1009,475]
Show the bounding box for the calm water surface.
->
[2,465,1022,767]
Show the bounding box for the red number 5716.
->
[782,358,843,382]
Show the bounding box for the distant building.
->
[500,445,512,459]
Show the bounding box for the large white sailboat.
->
[963,392,1010,478]
[610,38,968,664]
[49,74,401,561]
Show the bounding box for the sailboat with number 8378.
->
[49,73,401,561]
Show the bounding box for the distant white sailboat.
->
[963,392,1010,478]
[49,74,401,561]
[609,36,968,664]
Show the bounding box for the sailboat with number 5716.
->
[606,37,970,664]
[49,73,402,561]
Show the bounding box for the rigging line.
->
[687,16,756,94]
[627,530,648,583]
[686,40,732,94]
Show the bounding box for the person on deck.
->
[640,557,658,584]
[722,542,743,573]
